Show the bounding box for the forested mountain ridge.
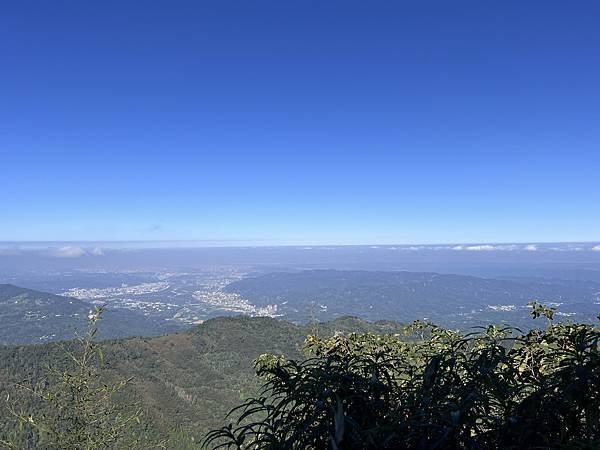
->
[2,279,598,448]
[226,269,600,327]
[0,315,404,446]
[4,267,599,347]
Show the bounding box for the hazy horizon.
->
[2,239,600,250]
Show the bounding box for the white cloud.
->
[48,245,87,258]
[452,244,537,252]
[465,245,496,251]
[494,245,520,251]
[548,245,583,252]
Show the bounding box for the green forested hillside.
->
[0,315,403,447]
[3,310,597,449]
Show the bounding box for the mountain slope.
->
[225,270,600,327]
[0,315,404,444]
[0,284,180,345]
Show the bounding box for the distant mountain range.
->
[1,270,599,445]
[2,269,599,346]
[0,284,180,345]
[225,270,600,328]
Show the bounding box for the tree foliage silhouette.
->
[206,305,600,449]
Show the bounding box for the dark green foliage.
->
[3,307,598,449]
[206,311,600,449]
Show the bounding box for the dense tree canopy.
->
[2,305,598,449]
[207,305,600,449]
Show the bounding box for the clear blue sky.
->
[1,1,599,244]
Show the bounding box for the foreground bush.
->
[1,308,149,450]
[206,305,600,449]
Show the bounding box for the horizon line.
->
[1,239,599,248]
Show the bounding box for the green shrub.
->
[2,308,150,450]
[206,306,600,449]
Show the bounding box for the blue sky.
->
[1,1,599,244]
